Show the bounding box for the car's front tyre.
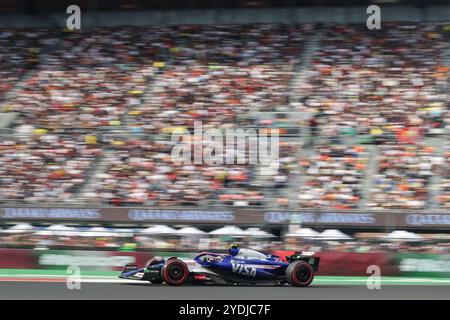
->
[286,261,314,287]
[161,259,189,286]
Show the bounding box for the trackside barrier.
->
[395,253,450,278]
[273,250,398,276]
[1,249,449,278]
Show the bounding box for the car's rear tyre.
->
[286,261,314,287]
[161,259,189,286]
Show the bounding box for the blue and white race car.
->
[119,245,320,287]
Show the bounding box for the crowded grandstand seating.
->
[437,143,450,209]
[296,23,448,141]
[0,23,448,210]
[5,27,173,131]
[78,24,308,205]
[82,138,260,206]
[126,24,308,134]
[0,29,52,100]
[367,144,440,210]
[297,144,368,209]
[0,134,102,202]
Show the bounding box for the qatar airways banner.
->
[1,206,450,228]
[395,213,450,227]
[262,211,379,225]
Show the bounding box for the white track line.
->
[1,275,450,285]
[0,277,141,283]
[315,278,450,283]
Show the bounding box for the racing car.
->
[119,245,320,287]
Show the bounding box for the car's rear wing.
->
[286,253,320,272]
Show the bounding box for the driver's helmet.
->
[229,244,239,256]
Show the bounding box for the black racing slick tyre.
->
[286,261,314,287]
[161,259,189,286]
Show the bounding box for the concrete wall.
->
[0,6,449,28]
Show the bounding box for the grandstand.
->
[0,1,450,264]
[0,5,448,213]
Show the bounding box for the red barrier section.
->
[0,248,399,276]
[0,249,38,269]
[273,251,399,276]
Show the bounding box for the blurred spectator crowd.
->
[437,142,450,209]
[0,134,101,201]
[0,29,49,99]
[0,23,449,210]
[82,138,260,207]
[368,144,441,210]
[296,23,449,140]
[298,144,368,209]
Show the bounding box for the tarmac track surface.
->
[1,281,449,300]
